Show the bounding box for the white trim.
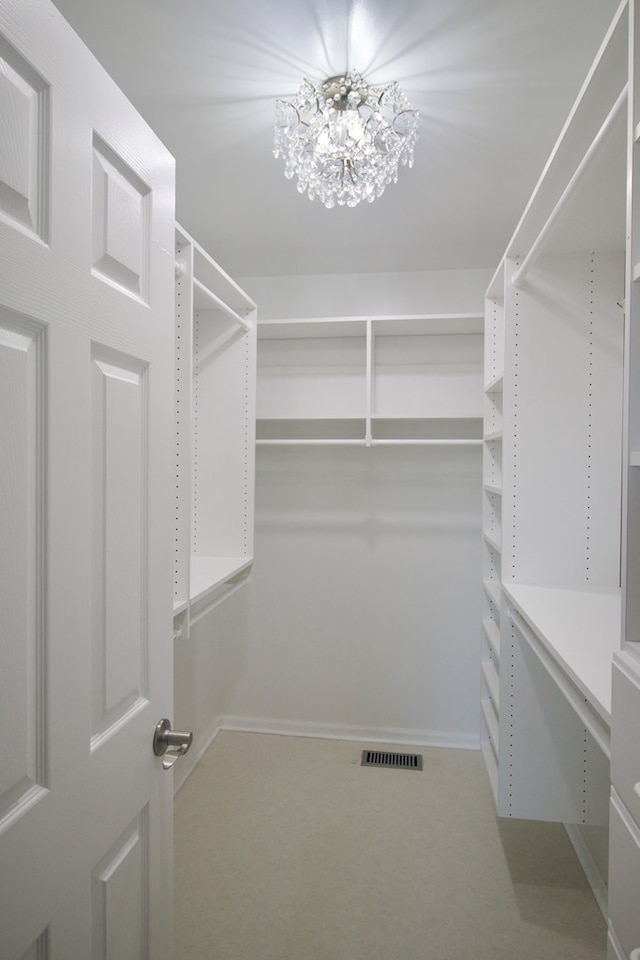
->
[217,715,481,751]
[607,923,628,959]
[173,722,222,795]
[563,822,608,920]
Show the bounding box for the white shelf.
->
[258,313,484,337]
[480,739,499,805]
[483,578,501,608]
[485,373,504,394]
[257,314,484,428]
[482,617,501,659]
[257,317,366,339]
[481,658,500,709]
[256,416,483,445]
[190,556,253,606]
[483,429,503,442]
[483,482,502,496]
[483,530,501,554]
[481,697,500,755]
[503,583,621,723]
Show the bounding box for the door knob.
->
[153,719,193,770]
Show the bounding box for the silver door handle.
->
[153,719,193,770]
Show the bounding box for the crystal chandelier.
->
[273,71,419,208]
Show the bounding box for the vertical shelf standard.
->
[480,262,505,801]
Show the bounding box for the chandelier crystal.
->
[273,71,419,208]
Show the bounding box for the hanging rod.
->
[512,83,628,287]
[256,438,481,447]
[192,277,252,332]
[257,439,367,446]
[370,438,481,446]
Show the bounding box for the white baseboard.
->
[173,721,223,795]
[218,715,480,751]
[564,822,608,920]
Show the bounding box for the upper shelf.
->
[176,222,256,322]
[505,0,628,265]
[257,313,483,339]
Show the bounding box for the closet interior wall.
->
[173,266,492,776]
[218,268,490,746]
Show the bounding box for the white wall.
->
[174,267,492,783]
[243,267,491,320]
[227,442,483,745]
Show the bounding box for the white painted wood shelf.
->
[504,583,621,725]
[481,659,500,709]
[483,578,501,609]
[482,531,501,554]
[482,617,501,659]
[256,314,484,445]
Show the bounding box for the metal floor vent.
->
[361,750,423,770]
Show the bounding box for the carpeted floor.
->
[174,732,606,960]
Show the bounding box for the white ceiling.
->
[51,0,620,279]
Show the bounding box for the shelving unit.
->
[609,3,640,957]
[480,263,505,800]
[257,314,484,446]
[481,0,640,934]
[173,224,257,631]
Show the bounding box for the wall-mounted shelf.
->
[173,224,257,628]
[504,583,620,733]
[485,373,504,394]
[481,659,500,709]
[482,531,501,554]
[256,314,484,445]
[482,617,501,659]
[483,578,502,609]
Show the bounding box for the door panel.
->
[92,808,149,960]
[0,2,176,957]
[91,351,148,743]
[0,311,46,825]
[91,135,150,299]
[0,33,49,240]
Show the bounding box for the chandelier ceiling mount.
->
[273,70,419,209]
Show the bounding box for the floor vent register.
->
[361,750,423,770]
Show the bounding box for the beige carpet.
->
[174,732,606,960]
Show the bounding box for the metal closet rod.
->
[511,83,628,287]
[192,277,252,332]
[256,438,482,446]
[175,256,251,332]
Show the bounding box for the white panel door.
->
[0,2,176,958]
